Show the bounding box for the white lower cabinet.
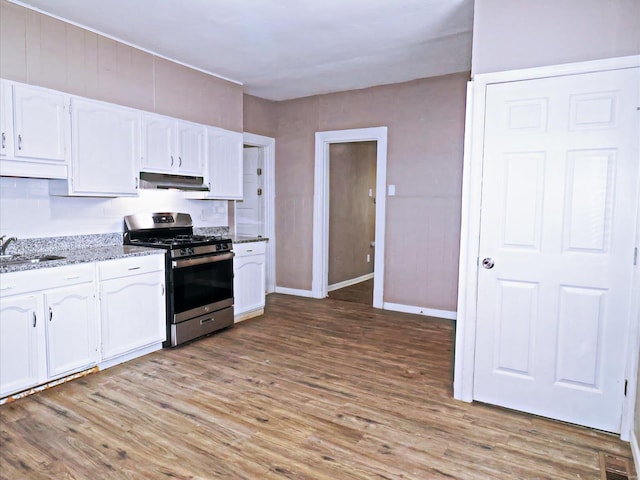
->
[98,255,166,361]
[44,283,98,378]
[0,263,96,398]
[0,254,166,399]
[233,242,266,321]
[0,294,45,398]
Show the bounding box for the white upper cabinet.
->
[204,127,243,199]
[0,79,69,179]
[12,84,67,162]
[141,112,205,176]
[0,80,14,158]
[176,121,205,175]
[60,97,140,196]
[141,113,174,174]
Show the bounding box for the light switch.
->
[388,184,396,196]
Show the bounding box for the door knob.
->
[482,258,495,269]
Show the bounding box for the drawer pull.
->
[128,266,141,271]
[246,249,253,253]
[0,285,14,291]
[65,275,81,280]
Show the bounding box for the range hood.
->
[139,172,209,191]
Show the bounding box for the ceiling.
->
[12,0,474,101]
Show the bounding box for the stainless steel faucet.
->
[0,236,17,255]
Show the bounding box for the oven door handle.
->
[172,252,234,269]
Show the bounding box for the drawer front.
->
[0,263,95,297]
[99,254,165,281]
[233,242,266,257]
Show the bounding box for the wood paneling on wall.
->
[274,73,468,310]
[0,0,242,131]
[328,142,376,286]
[243,94,277,138]
[471,0,640,76]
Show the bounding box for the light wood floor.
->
[0,294,635,480]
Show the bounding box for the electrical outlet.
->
[367,254,371,263]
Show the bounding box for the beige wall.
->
[328,142,376,286]
[0,0,243,131]
[274,73,467,310]
[243,94,277,138]
[472,0,640,76]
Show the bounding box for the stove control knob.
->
[216,244,222,251]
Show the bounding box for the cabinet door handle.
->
[1,132,5,149]
[135,177,139,189]
[32,312,37,327]
[17,134,22,150]
[178,156,182,167]
[161,284,165,296]
[170,155,174,166]
[49,307,53,322]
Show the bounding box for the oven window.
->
[172,257,233,315]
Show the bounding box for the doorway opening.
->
[238,132,276,294]
[326,141,377,306]
[312,127,388,308]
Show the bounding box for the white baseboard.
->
[383,302,457,320]
[235,308,264,323]
[275,286,316,298]
[98,342,163,370]
[632,430,640,478]
[328,273,374,292]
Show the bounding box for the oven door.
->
[170,252,234,323]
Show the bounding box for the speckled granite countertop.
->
[231,235,269,244]
[0,233,164,275]
[0,246,163,274]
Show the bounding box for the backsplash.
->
[0,177,229,239]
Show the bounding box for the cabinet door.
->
[141,113,175,173]
[12,84,67,162]
[206,128,243,199]
[233,254,266,316]
[71,97,139,196]
[0,80,13,158]
[44,284,98,378]
[100,271,165,360]
[0,294,45,397]
[176,121,205,175]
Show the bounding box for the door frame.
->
[241,132,276,294]
[453,55,640,441]
[312,127,388,308]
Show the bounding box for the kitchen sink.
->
[0,255,66,266]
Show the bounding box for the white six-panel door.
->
[473,67,639,433]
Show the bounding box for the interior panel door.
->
[473,67,639,433]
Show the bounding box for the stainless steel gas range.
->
[123,212,234,347]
